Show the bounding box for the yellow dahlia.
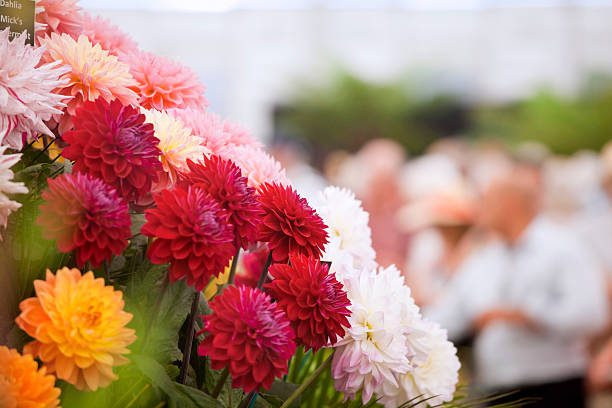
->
[142,108,210,191]
[0,346,61,408]
[15,268,137,391]
[41,33,138,131]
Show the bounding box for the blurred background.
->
[82,1,612,406]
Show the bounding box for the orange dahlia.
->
[0,346,61,408]
[15,268,137,391]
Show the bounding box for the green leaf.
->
[259,393,284,408]
[174,383,225,408]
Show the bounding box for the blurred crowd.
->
[275,137,612,407]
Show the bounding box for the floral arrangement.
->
[0,3,463,407]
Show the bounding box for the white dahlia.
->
[0,29,68,149]
[0,146,28,239]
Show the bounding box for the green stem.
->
[256,251,273,290]
[140,274,170,351]
[104,259,111,282]
[239,391,256,408]
[179,290,200,384]
[211,366,230,398]
[227,248,241,286]
[279,351,334,408]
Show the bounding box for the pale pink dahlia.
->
[170,108,262,157]
[125,51,208,111]
[80,12,139,57]
[222,145,289,190]
[142,109,210,191]
[0,146,28,240]
[35,0,82,41]
[41,33,139,132]
[0,29,68,149]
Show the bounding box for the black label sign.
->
[0,0,35,46]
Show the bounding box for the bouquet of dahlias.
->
[0,3,471,407]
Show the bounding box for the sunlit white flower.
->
[0,146,28,239]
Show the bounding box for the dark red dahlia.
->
[37,173,131,268]
[257,183,328,263]
[179,155,262,250]
[197,286,296,392]
[62,98,162,203]
[141,186,235,290]
[265,254,351,351]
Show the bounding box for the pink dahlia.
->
[179,156,262,250]
[62,98,162,203]
[197,285,296,393]
[142,187,235,291]
[0,28,68,149]
[80,12,139,57]
[35,0,82,41]
[125,51,208,111]
[222,145,289,190]
[258,183,328,263]
[170,108,261,157]
[41,33,139,132]
[37,173,131,267]
[265,254,351,352]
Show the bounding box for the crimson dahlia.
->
[62,98,162,203]
[197,286,296,392]
[142,187,235,290]
[37,173,131,268]
[257,183,328,263]
[266,254,351,351]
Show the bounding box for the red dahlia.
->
[197,286,296,392]
[62,98,162,203]
[179,155,262,250]
[37,173,131,268]
[265,254,351,351]
[141,186,235,290]
[257,183,328,263]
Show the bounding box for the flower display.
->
[62,98,162,203]
[41,33,138,131]
[197,285,296,392]
[125,51,208,110]
[37,173,131,267]
[36,0,83,40]
[15,267,137,391]
[331,269,414,404]
[0,147,28,239]
[80,12,139,56]
[257,182,328,263]
[179,156,262,249]
[222,145,289,189]
[142,186,235,290]
[314,186,377,270]
[142,108,209,191]
[0,346,61,408]
[0,28,68,149]
[265,253,351,351]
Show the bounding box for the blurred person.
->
[426,172,609,407]
[465,141,514,194]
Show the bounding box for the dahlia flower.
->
[37,173,131,267]
[332,269,414,404]
[222,145,289,189]
[314,186,376,270]
[41,33,138,131]
[36,0,82,40]
[62,98,162,202]
[265,253,351,351]
[80,12,139,57]
[0,346,61,408]
[125,51,208,110]
[380,321,460,408]
[15,267,137,391]
[142,108,209,191]
[197,285,296,392]
[142,187,235,291]
[170,108,261,157]
[0,28,68,149]
[0,146,28,239]
[258,182,328,263]
[180,156,262,249]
